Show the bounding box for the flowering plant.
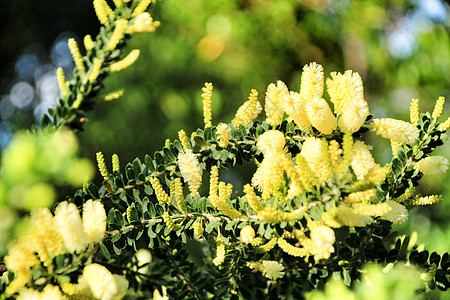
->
[1,0,449,299]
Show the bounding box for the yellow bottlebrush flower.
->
[309,222,335,261]
[351,140,376,180]
[93,0,113,24]
[295,153,318,190]
[257,237,277,252]
[231,89,262,127]
[397,187,415,203]
[321,208,342,228]
[438,116,450,132]
[336,205,373,227]
[104,89,124,101]
[68,38,85,74]
[170,178,186,213]
[163,211,180,231]
[210,182,241,219]
[251,153,285,199]
[282,155,303,199]
[193,220,204,236]
[257,205,298,223]
[17,288,40,300]
[305,97,337,135]
[133,0,152,15]
[5,269,33,296]
[328,140,341,172]
[380,201,408,224]
[251,237,264,247]
[363,164,389,187]
[5,241,39,275]
[96,151,110,181]
[300,137,332,183]
[338,133,353,174]
[107,19,128,50]
[202,82,213,128]
[178,149,202,195]
[339,97,369,133]
[54,201,88,253]
[300,62,324,101]
[216,122,230,148]
[128,12,160,33]
[178,129,192,151]
[256,130,285,156]
[110,49,140,72]
[282,91,311,131]
[243,184,263,212]
[56,67,69,97]
[343,189,376,204]
[247,260,285,280]
[88,58,102,83]
[150,177,171,205]
[265,80,288,126]
[240,225,255,243]
[414,156,449,175]
[40,285,63,299]
[82,200,106,244]
[209,166,219,197]
[410,98,419,124]
[390,140,401,157]
[29,208,64,265]
[213,239,226,266]
[352,202,392,216]
[432,96,445,119]
[277,237,309,257]
[112,153,120,173]
[412,195,442,206]
[326,70,363,114]
[371,118,419,144]
[82,264,119,300]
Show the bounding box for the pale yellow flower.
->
[178,149,202,195]
[54,201,88,253]
[336,205,373,227]
[240,225,256,243]
[380,201,408,224]
[305,97,337,135]
[300,137,332,183]
[371,118,419,144]
[82,263,118,300]
[339,97,369,133]
[260,260,285,280]
[414,156,448,175]
[351,140,376,179]
[40,285,63,300]
[300,62,324,100]
[82,200,106,244]
[265,81,288,126]
[256,130,285,155]
[282,91,311,131]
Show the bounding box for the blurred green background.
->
[0,0,449,291]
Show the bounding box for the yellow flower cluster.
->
[162,211,180,231]
[150,177,171,205]
[178,149,202,195]
[127,12,160,34]
[247,260,285,280]
[96,151,110,181]
[414,156,449,175]
[170,177,186,213]
[202,82,213,128]
[232,89,262,127]
[81,263,128,300]
[110,49,140,72]
[240,225,256,243]
[208,166,242,218]
[216,122,230,148]
[213,238,226,266]
[5,200,106,295]
[193,220,204,236]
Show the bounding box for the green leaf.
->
[133,158,142,175]
[205,221,220,233]
[99,242,111,260]
[111,233,122,243]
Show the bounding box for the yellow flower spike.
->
[336,205,373,227]
[213,242,226,266]
[112,154,120,173]
[93,0,111,24]
[150,177,171,205]
[247,260,285,280]
[432,96,445,120]
[339,96,369,133]
[178,129,192,151]
[54,201,89,253]
[216,122,230,148]
[88,58,102,83]
[265,80,288,126]
[339,133,353,174]
[128,12,160,33]
[201,82,213,128]
[82,200,106,244]
[243,184,263,212]
[170,178,186,213]
[352,202,392,217]
[96,151,110,181]
[343,189,376,204]
[256,130,285,156]
[277,237,310,257]
[380,201,408,224]
[178,149,202,195]
[5,269,33,296]
[68,38,86,74]
[309,222,335,261]
[232,89,262,127]
[107,19,128,50]
[390,140,401,157]
[437,116,450,132]
[162,211,180,231]
[113,0,123,7]
[211,181,241,219]
[321,208,342,228]
[410,98,419,124]
[300,62,324,101]
[397,187,415,203]
[371,118,419,144]
[300,137,332,183]
[295,153,318,191]
[193,220,204,236]
[351,140,376,180]
[257,205,298,223]
[82,263,120,300]
[40,285,63,299]
[328,140,341,172]
[252,154,285,200]
[251,237,264,246]
[240,225,256,243]
[412,195,442,206]
[209,165,219,198]
[104,89,124,101]
[83,34,94,51]
[134,0,152,15]
[282,156,303,199]
[305,97,337,135]
[282,91,311,131]
[414,155,449,175]
[56,67,69,97]
[110,49,140,72]
[257,237,277,252]
[29,208,64,266]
